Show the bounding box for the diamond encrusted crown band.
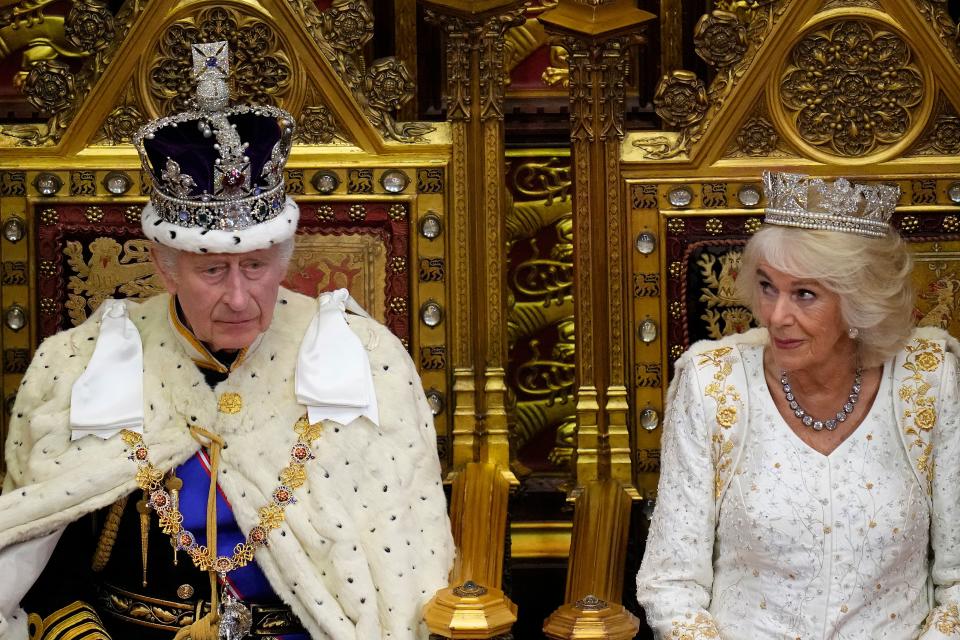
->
[762,171,899,238]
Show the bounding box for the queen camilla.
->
[636,171,960,639]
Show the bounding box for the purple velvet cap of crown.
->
[141,111,281,197]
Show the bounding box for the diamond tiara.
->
[132,41,296,235]
[762,171,899,239]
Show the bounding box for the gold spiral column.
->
[421,1,525,637]
[538,0,654,637]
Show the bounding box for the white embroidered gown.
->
[637,339,960,640]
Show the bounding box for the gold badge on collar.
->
[218,392,243,414]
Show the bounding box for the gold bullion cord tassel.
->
[166,472,184,566]
[137,492,151,587]
[91,495,128,572]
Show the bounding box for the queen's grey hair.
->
[735,225,914,368]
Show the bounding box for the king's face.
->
[161,245,288,351]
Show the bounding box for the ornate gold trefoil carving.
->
[290,0,431,142]
[147,7,294,115]
[778,20,924,158]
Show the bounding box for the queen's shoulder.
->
[897,327,960,372]
[904,326,955,346]
[682,328,768,361]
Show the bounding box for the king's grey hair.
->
[151,238,295,284]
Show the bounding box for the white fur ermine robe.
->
[0,288,455,639]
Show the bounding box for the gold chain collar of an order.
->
[121,416,323,574]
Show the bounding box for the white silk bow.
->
[295,289,379,427]
[70,299,145,440]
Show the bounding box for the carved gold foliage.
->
[479,10,528,121]
[556,34,633,143]
[712,0,787,39]
[512,321,576,455]
[298,105,338,144]
[147,6,296,116]
[507,157,576,468]
[515,319,575,402]
[364,58,419,130]
[24,59,76,114]
[778,20,924,157]
[914,1,960,70]
[513,256,572,304]
[295,84,349,145]
[723,97,795,159]
[99,105,145,145]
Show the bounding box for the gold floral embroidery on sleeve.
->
[671,612,721,639]
[899,338,944,494]
[696,347,742,498]
[922,603,960,636]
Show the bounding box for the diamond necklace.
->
[780,368,863,431]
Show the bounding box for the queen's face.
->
[153,245,288,351]
[755,261,854,375]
